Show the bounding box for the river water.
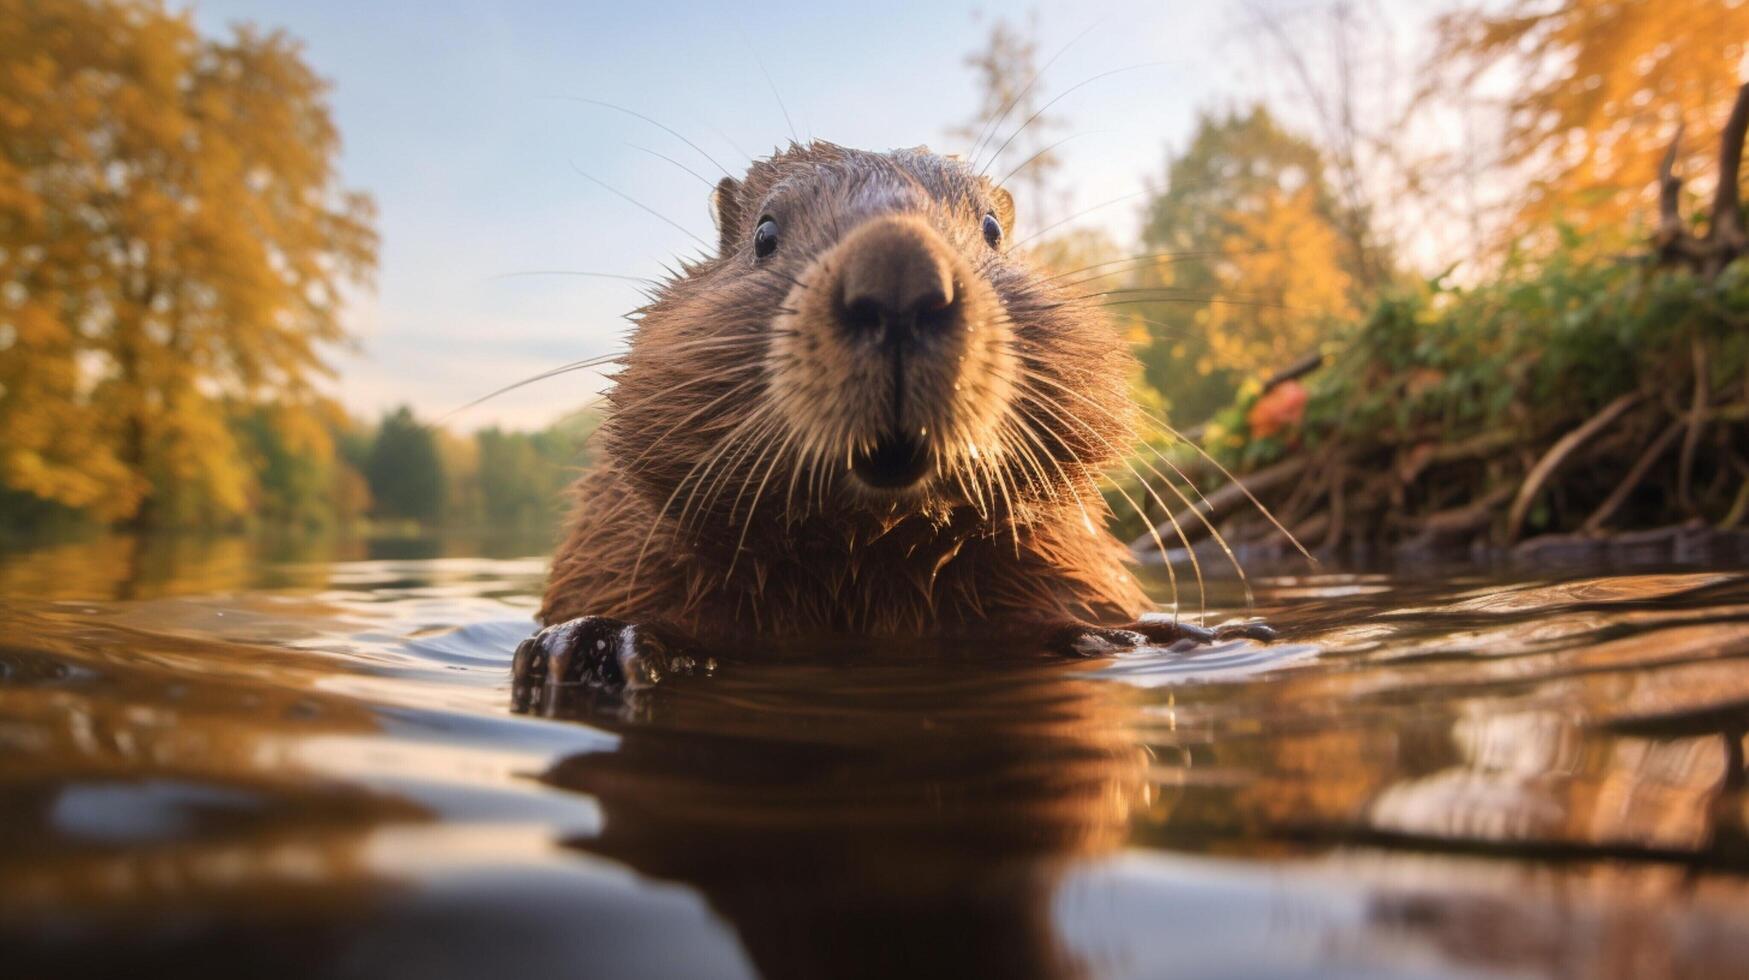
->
[2,534,1747,978]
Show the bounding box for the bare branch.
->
[1505,391,1642,542]
[1656,123,1685,255]
[1708,82,1749,264]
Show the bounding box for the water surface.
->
[3,535,1748,978]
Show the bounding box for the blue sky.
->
[183,0,1436,430]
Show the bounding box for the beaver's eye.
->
[981,212,1002,248]
[753,217,779,259]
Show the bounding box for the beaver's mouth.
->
[851,430,934,490]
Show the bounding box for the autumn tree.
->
[1433,0,1749,249]
[951,14,1067,235]
[1131,106,1359,422]
[234,399,369,528]
[0,0,376,528]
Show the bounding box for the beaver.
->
[513,141,1270,711]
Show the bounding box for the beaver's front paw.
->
[1048,614,1277,658]
[511,617,707,715]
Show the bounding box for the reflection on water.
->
[2,536,1749,978]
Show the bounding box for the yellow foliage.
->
[0,0,376,526]
[1198,185,1356,379]
[1437,0,1749,245]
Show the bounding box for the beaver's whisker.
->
[980,63,1164,178]
[442,352,625,421]
[1134,407,1316,566]
[809,434,831,516]
[996,417,1061,506]
[765,276,807,294]
[611,334,763,359]
[682,410,783,536]
[962,426,998,524]
[602,340,766,386]
[627,402,772,600]
[1114,450,1208,617]
[1088,295,1310,314]
[966,18,1102,165]
[963,467,991,523]
[1133,439,1255,609]
[756,264,809,291]
[606,357,762,419]
[1046,248,1291,288]
[1004,405,1100,536]
[783,428,815,524]
[1013,365,1214,615]
[1018,359,1266,604]
[725,415,790,528]
[971,430,1022,555]
[1020,387,1188,621]
[619,374,764,474]
[993,130,1111,191]
[550,96,734,179]
[1008,190,1148,251]
[943,435,988,522]
[737,27,800,145]
[1090,468,1190,619]
[625,142,715,189]
[486,269,661,287]
[570,162,713,251]
[1070,283,1296,302]
[1021,386,1189,616]
[666,401,772,519]
[694,408,791,536]
[1019,293,1306,317]
[671,426,764,556]
[807,430,838,518]
[726,424,797,581]
[1116,314,1191,343]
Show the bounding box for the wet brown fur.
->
[541,141,1149,639]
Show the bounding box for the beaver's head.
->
[606,142,1132,546]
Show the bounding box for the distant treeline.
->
[356,406,600,532]
[1,399,599,538]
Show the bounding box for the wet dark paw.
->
[1131,612,1279,647]
[1049,625,1151,658]
[511,617,709,715]
[1050,615,1277,658]
[511,616,635,713]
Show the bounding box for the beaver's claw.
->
[1050,614,1277,658]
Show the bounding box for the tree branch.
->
[1656,122,1685,257]
[1505,391,1642,542]
[1581,418,1685,535]
[1708,82,1749,265]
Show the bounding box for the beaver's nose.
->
[834,216,961,343]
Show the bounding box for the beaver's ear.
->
[991,186,1016,236]
[711,177,744,255]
